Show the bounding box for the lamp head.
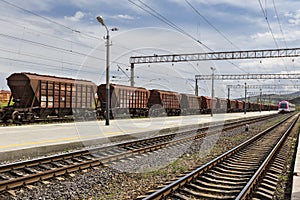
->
[96,16,105,26]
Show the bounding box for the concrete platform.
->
[292,132,300,200]
[0,111,277,162]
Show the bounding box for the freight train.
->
[0,72,278,124]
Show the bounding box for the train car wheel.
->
[149,104,165,117]
[12,111,22,124]
[26,112,35,122]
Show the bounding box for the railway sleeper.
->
[38,164,52,170]
[217,163,256,172]
[180,187,236,199]
[171,192,192,200]
[50,162,64,168]
[194,180,244,190]
[272,160,285,169]
[268,166,283,174]
[0,174,10,180]
[263,175,280,186]
[71,158,83,163]
[200,173,247,183]
[10,170,25,177]
[23,167,38,174]
[259,181,277,192]
[213,166,254,175]
[63,159,74,165]
[253,187,274,199]
[227,157,259,165]
[221,161,259,169]
[186,183,241,194]
[198,175,247,186]
[264,172,280,181]
[210,169,252,178]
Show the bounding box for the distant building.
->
[0,90,11,106]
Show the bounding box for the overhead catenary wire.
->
[184,0,241,50]
[0,33,129,67]
[272,0,287,48]
[0,1,152,76]
[0,17,97,51]
[0,33,103,61]
[0,48,100,70]
[128,0,213,52]
[128,0,250,74]
[0,0,100,41]
[0,56,94,75]
[257,0,279,49]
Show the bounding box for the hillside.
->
[238,91,300,105]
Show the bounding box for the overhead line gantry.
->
[128,47,300,87]
[226,84,300,89]
[195,73,300,80]
[195,73,300,97]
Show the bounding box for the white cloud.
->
[286,9,300,25]
[113,14,135,20]
[64,11,85,22]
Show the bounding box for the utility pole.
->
[96,16,118,126]
[244,82,247,114]
[211,67,215,117]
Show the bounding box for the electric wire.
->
[0,0,100,41]
[257,0,279,48]
[0,33,129,67]
[185,0,241,50]
[272,0,287,48]
[128,0,249,74]
[0,17,97,51]
[0,56,86,74]
[0,33,103,61]
[0,48,100,70]
[128,0,213,52]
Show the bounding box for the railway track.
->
[0,114,279,193]
[137,113,298,200]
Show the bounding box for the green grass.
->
[0,101,13,108]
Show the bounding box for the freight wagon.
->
[0,73,97,123]
[97,84,149,118]
[227,99,237,113]
[236,100,244,112]
[216,98,227,113]
[0,73,279,124]
[148,89,181,116]
[180,93,201,115]
[200,96,218,114]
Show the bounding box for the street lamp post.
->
[259,88,262,112]
[244,82,247,114]
[211,67,215,117]
[96,16,117,126]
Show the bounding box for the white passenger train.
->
[278,100,296,113]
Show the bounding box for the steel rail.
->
[0,114,278,192]
[140,114,292,200]
[236,113,299,199]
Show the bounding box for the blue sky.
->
[0,0,299,98]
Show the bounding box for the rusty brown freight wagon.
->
[200,96,217,114]
[0,72,97,123]
[216,98,227,113]
[236,100,244,112]
[227,99,237,113]
[180,93,201,115]
[148,89,181,116]
[97,84,149,118]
